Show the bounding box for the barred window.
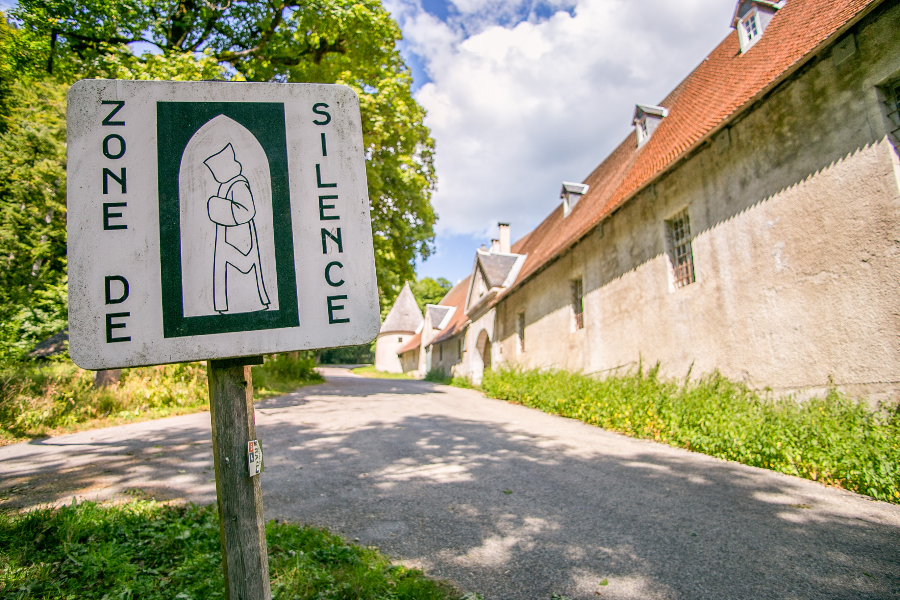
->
[571,278,584,330]
[884,79,900,147]
[667,209,695,289]
[517,311,526,352]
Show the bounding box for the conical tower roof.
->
[380,282,424,334]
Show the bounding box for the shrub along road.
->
[1,368,898,599]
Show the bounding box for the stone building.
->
[385,0,900,399]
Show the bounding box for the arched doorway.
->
[474,329,491,382]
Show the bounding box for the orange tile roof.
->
[498,0,878,302]
[429,276,472,345]
[398,330,421,354]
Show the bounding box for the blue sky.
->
[1,0,736,285]
[390,0,737,284]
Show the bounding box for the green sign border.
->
[157,102,299,338]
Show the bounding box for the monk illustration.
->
[204,143,270,313]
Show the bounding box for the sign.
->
[67,80,380,370]
[248,439,263,477]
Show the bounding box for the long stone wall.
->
[493,2,900,400]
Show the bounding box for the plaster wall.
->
[465,310,496,383]
[430,336,465,376]
[399,347,420,374]
[495,3,900,398]
[374,332,413,373]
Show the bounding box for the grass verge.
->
[480,365,900,503]
[351,366,417,380]
[424,370,474,388]
[0,499,459,600]
[0,355,323,445]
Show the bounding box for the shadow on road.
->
[1,374,898,599]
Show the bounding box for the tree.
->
[12,0,437,309]
[0,19,68,360]
[411,277,452,314]
[0,13,227,360]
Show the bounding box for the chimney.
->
[490,239,500,253]
[498,223,510,253]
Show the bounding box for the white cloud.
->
[388,0,736,240]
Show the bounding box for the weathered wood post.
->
[65,79,380,600]
[208,356,270,600]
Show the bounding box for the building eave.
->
[491,0,884,310]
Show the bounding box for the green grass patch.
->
[251,354,323,399]
[480,366,900,503]
[0,355,322,444]
[351,366,417,380]
[424,370,474,389]
[0,499,460,599]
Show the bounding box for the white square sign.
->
[67,80,380,370]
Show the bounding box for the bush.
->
[424,369,451,383]
[0,361,208,443]
[318,343,374,365]
[480,365,900,503]
[0,354,324,443]
[252,353,323,397]
[0,499,461,600]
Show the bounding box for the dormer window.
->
[732,0,784,53]
[561,182,589,217]
[633,104,668,147]
[739,9,761,50]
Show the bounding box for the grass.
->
[480,365,900,503]
[0,355,323,445]
[424,370,474,388]
[351,366,417,380]
[0,499,460,600]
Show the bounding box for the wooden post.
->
[208,356,271,600]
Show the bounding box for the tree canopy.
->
[0,0,437,359]
[411,277,452,314]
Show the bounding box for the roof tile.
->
[500,0,875,301]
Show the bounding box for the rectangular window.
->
[571,278,584,331]
[439,343,443,361]
[667,208,695,289]
[742,12,759,40]
[517,311,526,352]
[398,336,403,343]
[884,79,900,148]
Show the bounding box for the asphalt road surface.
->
[2,367,899,599]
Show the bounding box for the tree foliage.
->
[411,277,452,314]
[0,0,437,359]
[11,0,437,308]
[0,19,68,360]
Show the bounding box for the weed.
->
[251,353,323,398]
[449,375,475,389]
[424,369,452,384]
[0,355,323,444]
[480,366,900,503]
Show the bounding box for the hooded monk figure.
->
[204,143,270,313]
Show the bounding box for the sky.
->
[386,0,739,284]
[0,0,738,285]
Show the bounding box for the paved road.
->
[2,368,899,599]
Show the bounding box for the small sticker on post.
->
[248,439,263,477]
